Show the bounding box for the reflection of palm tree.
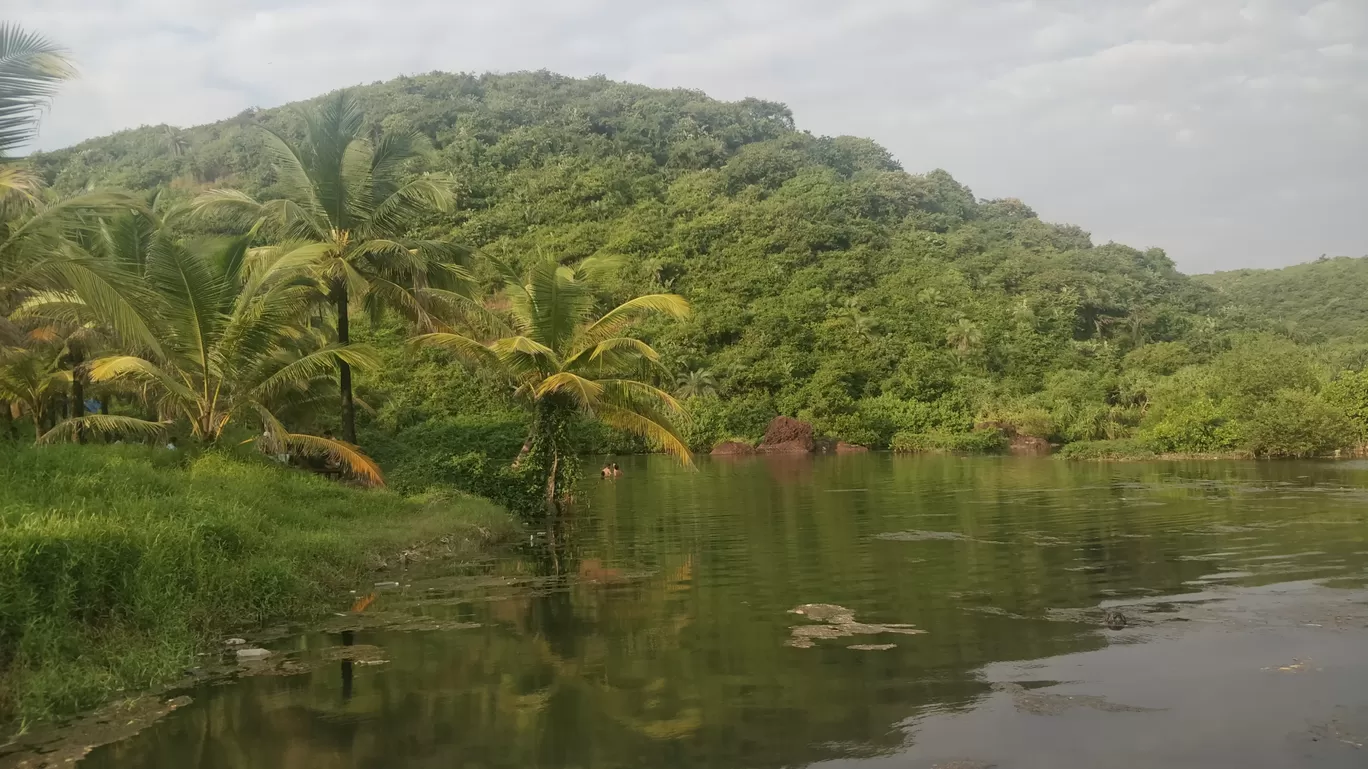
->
[675,368,717,398]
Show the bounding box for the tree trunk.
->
[71,358,86,444]
[336,285,357,444]
[100,397,110,415]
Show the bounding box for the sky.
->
[13,0,1368,273]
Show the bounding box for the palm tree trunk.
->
[71,357,86,444]
[336,285,357,444]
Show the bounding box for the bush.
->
[361,414,528,494]
[1056,439,1158,461]
[1209,336,1320,407]
[1323,369,1368,440]
[890,429,1006,454]
[679,394,777,452]
[1241,389,1357,458]
[1143,398,1240,454]
[1123,342,1195,375]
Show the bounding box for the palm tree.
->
[0,23,75,158]
[0,344,67,439]
[675,368,718,399]
[45,234,384,483]
[946,317,983,360]
[413,254,691,504]
[191,90,469,444]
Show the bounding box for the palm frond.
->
[38,415,167,444]
[596,403,693,465]
[0,23,76,156]
[88,355,197,403]
[255,404,383,485]
[364,178,455,238]
[534,371,605,409]
[250,343,378,402]
[576,294,690,350]
[410,332,497,366]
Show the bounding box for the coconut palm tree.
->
[675,368,718,399]
[412,254,691,504]
[0,23,75,158]
[190,90,470,444]
[946,317,983,360]
[0,344,67,439]
[45,234,384,483]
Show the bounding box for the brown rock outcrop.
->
[711,441,756,456]
[835,442,869,454]
[1009,435,1052,456]
[757,416,815,453]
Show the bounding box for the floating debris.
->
[786,604,925,648]
[848,644,897,651]
[223,637,246,646]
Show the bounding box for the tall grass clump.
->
[0,443,511,727]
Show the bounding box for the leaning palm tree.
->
[190,90,469,444]
[44,234,384,484]
[413,254,692,504]
[0,23,75,158]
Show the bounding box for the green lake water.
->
[80,455,1368,768]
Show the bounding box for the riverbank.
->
[0,444,516,731]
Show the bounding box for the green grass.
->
[0,443,514,729]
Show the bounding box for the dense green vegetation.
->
[0,443,510,725]
[19,69,1368,465]
[1197,256,1368,343]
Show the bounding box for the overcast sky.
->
[13,0,1368,272]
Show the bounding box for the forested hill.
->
[36,70,1349,457]
[1196,257,1368,342]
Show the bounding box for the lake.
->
[80,454,1368,768]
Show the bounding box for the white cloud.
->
[12,0,1368,270]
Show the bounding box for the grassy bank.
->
[0,444,514,730]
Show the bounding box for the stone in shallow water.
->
[785,604,926,648]
[789,603,856,624]
[235,647,271,660]
[848,644,896,651]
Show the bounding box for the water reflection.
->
[81,456,1368,768]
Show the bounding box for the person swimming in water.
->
[601,464,613,479]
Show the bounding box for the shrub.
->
[891,429,1006,454]
[1323,369,1368,440]
[1241,389,1357,458]
[1143,398,1240,454]
[1123,342,1195,375]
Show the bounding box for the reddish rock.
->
[1009,435,1052,456]
[758,416,815,453]
[835,442,869,454]
[711,441,756,456]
